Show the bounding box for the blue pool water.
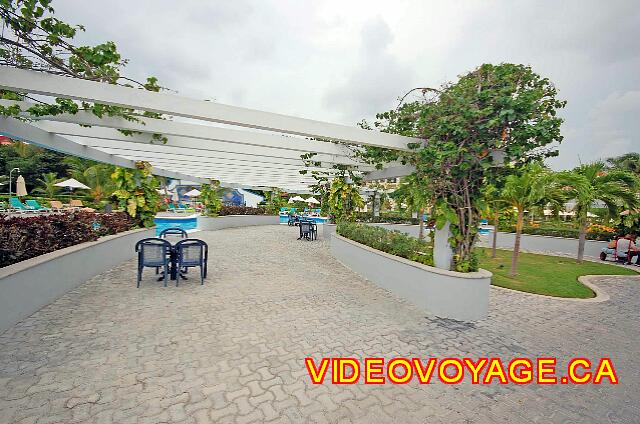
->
[154,214,199,236]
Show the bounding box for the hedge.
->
[218,205,273,216]
[0,211,136,267]
[498,225,615,241]
[337,222,434,266]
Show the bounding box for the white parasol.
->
[54,178,90,190]
[306,196,320,204]
[184,189,201,197]
[16,175,28,197]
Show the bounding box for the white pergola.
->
[0,67,417,191]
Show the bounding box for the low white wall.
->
[0,227,155,333]
[331,234,491,321]
[368,223,607,260]
[198,215,279,231]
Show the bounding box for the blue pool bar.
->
[154,214,199,236]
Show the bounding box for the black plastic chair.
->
[299,222,313,240]
[175,239,208,286]
[135,238,172,287]
[159,227,188,239]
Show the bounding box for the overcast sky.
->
[55,0,639,170]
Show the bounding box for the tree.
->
[607,153,640,176]
[479,184,508,258]
[328,177,364,222]
[501,163,559,276]
[361,63,566,271]
[393,174,432,240]
[1,0,167,143]
[558,162,638,263]
[200,180,222,216]
[34,172,60,199]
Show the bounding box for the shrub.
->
[337,222,434,266]
[0,211,135,267]
[498,224,615,241]
[218,205,271,216]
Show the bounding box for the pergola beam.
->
[34,121,373,170]
[0,67,417,150]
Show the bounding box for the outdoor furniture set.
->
[135,227,208,287]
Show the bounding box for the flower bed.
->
[218,205,272,216]
[0,211,136,267]
[337,222,433,266]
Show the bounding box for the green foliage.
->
[33,171,59,199]
[337,222,433,266]
[111,161,159,227]
[0,141,69,191]
[328,177,364,222]
[200,179,222,216]
[264,188,287,214]
[0,0,167,141]
[361,63,566,270]
[557,161,638,261]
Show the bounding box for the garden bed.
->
[332,224,491,321]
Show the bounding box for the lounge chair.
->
[70,199,96,212]
[8,197,40,214]
[0,201,7,213]
[49,200,66,211]
[175,239,208,285]
[159,227,188,239]
[25,199,52,212]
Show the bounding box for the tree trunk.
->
[510,208,524,277]
[492,210,499,258]
[418,208,425,240]
[577,219,587,264]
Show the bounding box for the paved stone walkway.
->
[1,225,639,423]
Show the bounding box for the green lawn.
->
[477,248,638,298]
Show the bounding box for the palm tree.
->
[607,153,640,175]
[479,184,508,258]
[34,172,60,200]
[501,163,559,276]
[82,164,116,203]
[558,162,638,263]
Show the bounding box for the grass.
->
[477,248,638,299]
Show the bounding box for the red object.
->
[0,136,13,145]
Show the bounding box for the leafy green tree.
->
[479,184,509,258]
[607,153,640,176]
[328,177,364,222]
[393,174,432,240]
[502,163,559,276]
[558,162,638,263]
[34,172,60,199]
[200,180,222,216]
[361,63,566,271]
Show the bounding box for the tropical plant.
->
[200,179,222,216]
[111,162,159,227]
[33,172,60,199]
[392,174,432,240]
[607,153,640,176]
[328,177,364,222]
[360,63,566,271]
[264,188,287,214]
[479,184,509,258]
[501,163,560,276]
[82,164,116,203]
[558,162,638,263]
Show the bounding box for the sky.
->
[55,0,639,170]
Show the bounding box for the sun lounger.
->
[70,199,96,212]
[8,197,40,214]
[25,199,52,212]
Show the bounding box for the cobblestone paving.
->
[1,225,639,423]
